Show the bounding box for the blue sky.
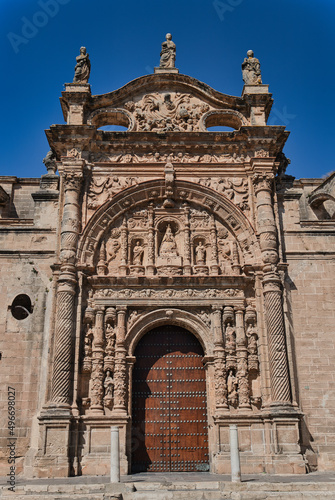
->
[1,0,334,179]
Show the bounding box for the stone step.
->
[2,481,335,500]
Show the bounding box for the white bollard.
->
[229,424,241,482]
[110,426,120,483]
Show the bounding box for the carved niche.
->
[216,305,261,410]
[94,202,248,277]
[80,303,117,412]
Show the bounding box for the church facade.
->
[0,42,334,478]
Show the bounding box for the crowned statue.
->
[159,224,179,257]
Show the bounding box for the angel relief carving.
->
[104,228,121,273]
[198,177,250,211]
[124,93,210,132]
[88,176,139,209]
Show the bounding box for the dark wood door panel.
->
[132,326,208,472]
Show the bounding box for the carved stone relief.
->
[218,307,261,410]
[89,151,250,164]
[81,305,118,412]
[123,93,210,132]
[88,176,139,209]
[94,287,244,299]
[198,177,249,211]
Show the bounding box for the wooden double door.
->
[131,326,209,472]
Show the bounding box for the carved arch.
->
[126,309,212,357]
[199,109,248,131]
[87,107,136,131]
[78,179,261,266]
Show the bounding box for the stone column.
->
[89,307,105,414]
[209,215,220,275]
[212,306,228,411]
[113,306,128,415]
[252,172,291,405]
[50,163,84,408]
[235,308,250,409]
[146,205,155,275]
[183,204,192,274]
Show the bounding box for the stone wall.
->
[0,177,58,476]
[279,177,335,471]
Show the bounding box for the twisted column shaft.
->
[50,163,83,407]
[253,172,292,405]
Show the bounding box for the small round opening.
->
[10,294,33,320]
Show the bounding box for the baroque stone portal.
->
[5,39,316,480]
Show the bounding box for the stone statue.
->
[159,33,176,68]
[43,150,57,174]
[159,224,178,256]
[133,241,144,265]
[105,324,116,356]
[225,321,236,354]
[247,323,258,355]
[227,369,238,405]
[104,369,114,397]
[242,50,262,85]
[195,241,206,265]
[73,46,91,83]
[84,325,94,357]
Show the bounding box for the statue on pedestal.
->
[227,369,238,405]
[104,370,114,399]
[242,50,262,85]
[73,46,91,83]
[159,33,176,68]
[195,241,206,265]
[133,241,144,265]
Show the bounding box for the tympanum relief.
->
[123,93,210,132]
[94,203,249,277]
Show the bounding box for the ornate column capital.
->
[252,172,274,194]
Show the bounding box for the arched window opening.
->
[98,125,128,132]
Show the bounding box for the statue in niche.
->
[242,50,262,85]
[159,224,178,257]
[246,323,258,355]
[133,241,144,265]
[73,46,91,83]
[225,321,236,354]
[159,33,176,68]
[104,370,114,397]
[84,325,94,357]
[105,324,116,356]
[227,370,238,405]
[195,241,206,265]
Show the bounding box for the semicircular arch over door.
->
[131,325,209,473]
